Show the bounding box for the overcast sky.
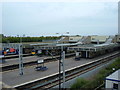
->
[1,2,118,36]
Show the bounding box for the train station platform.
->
[2,51,119,87]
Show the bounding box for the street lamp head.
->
[112,68,115,71]
[66,32,69,34]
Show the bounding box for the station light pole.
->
[59,51,61,90]
[18,35,24,75]
[62,51,65,88]
[56,32,69,89]
[19,44,23,75]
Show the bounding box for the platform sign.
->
[37,59,44,64]
[76,52,80,57]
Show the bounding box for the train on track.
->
[0,48,19,55]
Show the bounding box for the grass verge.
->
[70,58,120,89]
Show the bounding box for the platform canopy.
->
[30,43,79,50]
[68,43,119,52]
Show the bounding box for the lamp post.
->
[18,35,24,75]
[19,43,23,75]
[56,32,69,89]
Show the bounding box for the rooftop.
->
[106,69,120,81]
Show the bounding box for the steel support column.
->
[19,44,24,75]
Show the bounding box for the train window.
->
[113,83,118,89]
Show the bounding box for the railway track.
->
[2,54,32,59]
[1,53,75,72]
[13,51,120,90]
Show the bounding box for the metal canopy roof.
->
[68,43,120,52]
[31,43,79,50]
[30,43,53,46]
[30,42,120,51]
[30,43,79,46]
[68,46,97,52]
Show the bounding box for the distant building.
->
[58,36,82,43]
[69,36,83,43]
[58,36,91,44]
[113,35,120,43]
[57,35,116,44]
[90,35,109,44]
[105,69,120,90]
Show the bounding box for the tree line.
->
[1,35,60,43]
